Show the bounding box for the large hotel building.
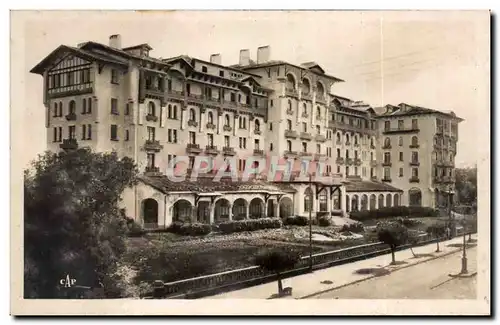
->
[30,35,463,228]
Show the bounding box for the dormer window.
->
[202,66,208,73]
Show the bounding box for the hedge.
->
[167,222,212,236]
[340,222,365,233]
[284,215,310,226]
[349,206,440,221]
[318,216,332,227]
[218,218,283,234]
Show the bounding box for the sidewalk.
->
[205,235,476,299]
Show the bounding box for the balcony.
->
[144,166,161,176]
[205,145,219,155]
[222,146,236,156]
[409,176,420,183]
[223,125,232,132]
[254,129,262,136]
[284,150,298,158]
[186,143,202,154]
[206,122,216,130]
[299,151,313,157]
[353,143,360,147]
[383,127,420,134]
[336,157,345,165]
[382,161,392,167]
[253,149,264,156]
[284,129,298,139]
[381,177,392,183]
[59,138,78,150]
[144,140,163,152]
[146,114,158,122]
[48,82,94,99]
[187,120,199,127]
[336,140,342,146]
[300,132,312,141]
[286,88,298,98]
[316,95,326,104]
[409,144,420,149]
[286,108,294,116]
[409,161,420,166]
[370,144,376,149]
[301,112,309,118]
[382,144,392,149]
[346,158,353,165]
[354,158,362,166]
[370,160,377,167]
[328,120,336,129]
[315,134,326,142]
[65,113,76,121]
[167,89,184,100]
[314,153,326,161]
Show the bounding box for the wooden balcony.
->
[409,144,420,149]
[59,138,78,150]
[381,177,392,183]
[383,127,420,134]
[186,143,202,154]
[382,161,392,167]
[409,161,420,166]
[144,140,163,152]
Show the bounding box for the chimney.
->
[109,34,122,49]
[239,49,250,66]
[257,45,271,64]
[210,53,221,65]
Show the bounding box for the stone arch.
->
[393,193,400,207]
[409,188,422,206]
[411,136,419,146]
[361,194,368,211]
[370,194,376,210]
[378,194,384,208]
[69,100,76,114]
[279,196,293,218]
[232,198,248,220]
[316,81,325,97]
[172,199,192,223]
[214,198,231,222]
[351,195,359,212]
[207,111,214,124]
[286,73,297,90]
[189,108,196,121]
[304,187,313,212]
[249,197,265,219]
[301,77,311,94]
[142,198,158,228]
[224,114,230,126]
[386,193,392,207]
[148,101,156,116]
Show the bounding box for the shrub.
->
[255,248,301,295]
[318,216,332,227]
[350,206,439,221]
[166,222,211,236]
[376,221,409,264]
[341,222,365,233]
[284,215,310,226]
[219,218,283,234]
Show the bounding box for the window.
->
[202,66,208,73]
[302,142,307,153]
[186,84,191,95]
[254,119,260,132]
[125,103,130,115]
[370,138,374,147]
[384,137,391,147]
[384,167,391,179]
[412,168,419,178]
[68,125,76,139]
[412,151,419,163]
[370,152,374,161]
[327,147,332,157]
[362,167,366,177]
[208,134,214,146]
[125,129,129,141]
[287,140,292,151]
[110,125,118,141]
[205,87,212,99]
[302,122,307,133]
[354,135,358,145]
[57,127,62,142]
[111,98,119,115]
[336,133,341,143]
[53,103,58,117]
[147,127,155,141]
[147,153,155,168]
[370,168,375,178]
[81,99,86,114]
[399,152,403,161]
[230,93,236,102]
[354,150,358,159]
[384,152,391,163]
[167,129,177,143]
[167,80,172,91]
[411,136,418,146]
[69,100,76,114]
[316,144,321,154]
[270,143,273,151]
[239,137,247,149]
[316,106,321,119]
[269,122,273,131]
[288,100,292,111]
[189,131,196,144]
[219,70,224,77]
[346,166,350,177]
[304,188,313,212]
[345,149,349,159]
[336,148,341,158]
[87,98,92,114]
[111,69,119,84]
[254,139,260,150]
[399,136,403,146]
[224,136,230,147]
[52,127,57,142]
[173,105,178,119]
[346,134,350,145]
[270,99,274,107]
[354,166,358,176]
[67,71,75,86]
[398,120,404,130]
[81,125,86,140]
[287,119,292,130]
[384,120,390,131]
[412,119,418,129]
[316,125,320,134]
[225,114,230,126]
[189,109,196,122]
[399,168,404,177]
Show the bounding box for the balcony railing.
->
[144,140,163,152]
[223,125,232,132]
[409,161,420,166]
[409,176,420,183]
[284,130,298,139]
[301,112,309,118]
[314,153,326,161]
[65,113,76,121]
[285,88,298,97]
[436,127,444,134]
[354,158,362,166]
[383,127,420,134]
[336,157,345,165]
[284,150,298,158]
[328,120,335,129]
[300,132,312,140]
[186,143,202,154]
[253,149,264,156]
[381,177,392,182]
[346,158,353,165]
[167,89,184,99]
[382,161,392,167]
[370,160,377,167]
[299,151,312,157]
[205,145,219,155]
[301,93,312,101]
[206,123,216,130]
[286,109,294,116]
[187,120,199,127]
[146,114,158,122]
[222,146,236,156]
[254,129,262,136]
[409,144,420,149]
[144,166,161,176]
[59,138,78,150]
[382,145,392,149]
[315,134,326,142]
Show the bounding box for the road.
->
[310,247,477,299]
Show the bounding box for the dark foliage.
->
[254,248,301,273]
[318,216,332,227]
[350,206,440,221]
[376,221,410,249]
[218,218,283,234]
[284,215,310,226]
[340,222,365,233]
[166,222,212,236]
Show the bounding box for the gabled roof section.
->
[373,103,464,121]
[122,43,153,51]
[240,75,274,92]
[30,44,129,75]
[301,61,325,74]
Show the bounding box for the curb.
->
[297,243,475,299]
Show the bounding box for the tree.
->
[255,248,301,296]
[455,167,477,208]
[426,222,447,252]
[24,148,138,298]
[376,221,409,264]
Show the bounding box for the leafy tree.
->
[426,222,447,252]
[376,221,409,264]
[455,167,477,208]
[24,148,138,298]
[255,248,301,296]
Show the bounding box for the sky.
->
[20,10,489,169]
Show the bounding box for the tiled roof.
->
[374,103,463,121]
[344,179,403,193]
[138,175,297,194]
